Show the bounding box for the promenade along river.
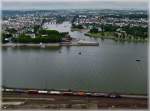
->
[2,22,148,94]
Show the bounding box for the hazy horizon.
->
[2,1,148,10]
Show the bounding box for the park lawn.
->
[85,32,147,42]
[85,32,115,39]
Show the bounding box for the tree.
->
[122,26,148,39]
[103,25,119,32]
[90,28,98,33]
[12,29,68,43]
[32,36,41,43]
[5,28,17,34]
[15,34,32,43]
[34,25,40,35]
[72,24,84,29]
[1,33,12,43]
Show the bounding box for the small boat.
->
[78,40,99,46]
[78,52,82,55]
[59,50,61,53]
[136,59,141,62]
[41,45,45,48]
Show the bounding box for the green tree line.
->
[13,30,67,43]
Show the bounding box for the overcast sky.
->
[2,0,148,2]
[2,0,148,10]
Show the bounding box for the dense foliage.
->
[72,24,84,29]
[2,33,12,43]
[102,25,119,32]
[90,28,98,33]
[122,26,148,39]
[89,25,148,39]
[13,30,65,43]
[14,34,32,43]
[56,16,66,24]
[5,28,17,34]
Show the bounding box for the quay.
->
[1,43,60,47]
[1,41,99,47]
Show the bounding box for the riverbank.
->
[71,28,88,32]
[85,32,148,42]
[1,43,60,47]
[2,87,148,109]
[1,41,99,47]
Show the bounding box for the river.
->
[2,22,148,94]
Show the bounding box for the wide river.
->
[2,22,148,94]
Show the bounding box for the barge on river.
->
[77,40,99,46]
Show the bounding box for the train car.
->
[13,89,27,93]
[107,93,121,98]
[38,90,48,94]
[27,90,39,94]
[85,92,93,96]
[4,88,14,92]
[73,91,86,96]
[62,91,73,96]
[49,91,61,95]
[77,92,86,96]
[92,92,108,97]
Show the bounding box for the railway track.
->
[2,87,147,99]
